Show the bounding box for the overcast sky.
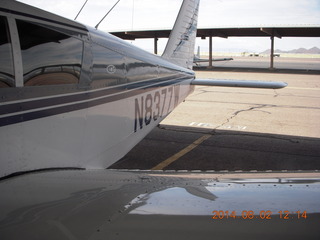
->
[17,0,320,53]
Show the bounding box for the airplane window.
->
[0,16,14,88]
[16,20,83,86]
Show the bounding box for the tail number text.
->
[134,85,180,132]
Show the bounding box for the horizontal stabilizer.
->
[191,79,287,89]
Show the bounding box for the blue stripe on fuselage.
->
[0,76,192,127]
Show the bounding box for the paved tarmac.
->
[110,69,320,171]
[196,57,320,72]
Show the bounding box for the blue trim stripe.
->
[0,75,184,115]
[0,77,192,127]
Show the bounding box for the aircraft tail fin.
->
[162,0,200,69]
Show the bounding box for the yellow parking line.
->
[151,134,211,170]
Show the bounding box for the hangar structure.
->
[110,25,320,69]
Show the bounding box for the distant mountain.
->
[306,47,320,54]
[261,47,320,54]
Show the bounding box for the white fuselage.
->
[1,80,193,177]
[0,0,196,178]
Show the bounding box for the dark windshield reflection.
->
[16,20,83,86]
[0,16,14,87]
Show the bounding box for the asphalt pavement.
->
[110,65,320,171]
[195,56,320,72]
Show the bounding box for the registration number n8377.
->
[134,85,180,132]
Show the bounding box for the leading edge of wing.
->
[191,79,288,89]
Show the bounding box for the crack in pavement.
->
[218,104,271,130]
[158,103,315,146]
[186,100,320,110]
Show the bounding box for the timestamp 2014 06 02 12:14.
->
[211,210,308,220]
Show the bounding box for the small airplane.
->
[2,1,317,239]
[0,0,286,179]
[194,46,233,65]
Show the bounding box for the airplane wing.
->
[211,57,233,62]
[0,0,319,239]
[193,46,233,64]
[1,169,319,239]
[192,79,288,89]
[194,57,233,63]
